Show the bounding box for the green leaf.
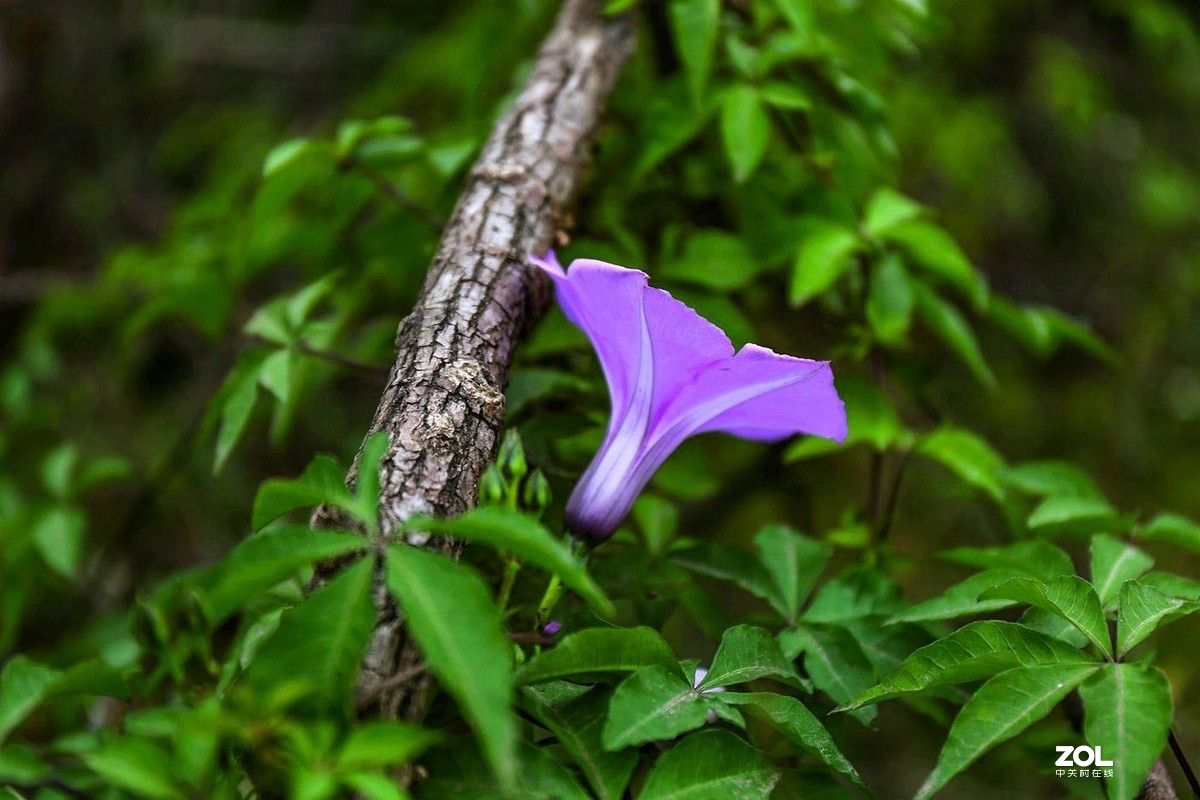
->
[252,455,354,531]
[1079,663,1172,800]
[31,506,85,580]
[516,627,680,685]
[671,543,778,609]
[243,557,376,715]
[698,625,807,691]
[789,220,861,307]
[669,0,720,106]
[979,576,1110,656]
[866,253,915,345]
[405,507,614,620]
[1137,513,1200,555]
[913,664,1099,800]
[720,85,770,183]
[419,740,592,800]
[603,666,713,749]
[1139,571,1200,601]
[786,376,909,460]
[996,460,1103,500]
[939,540,1075,582]
[258,348,294,404]
[386,545,515,789]
[754,525,830,621]
[84,738,181,799]
[199,526,366,622]
[719,692,864,789]
[839,621,1095,711]
[1089,534,1153,609]
[883,220,986,307]
[633,495,679,557]
[864,188,927,236]
[0,657,59,745]
[1116,580,1200,657]
[214,362,260,474]
[803,567,903,623]
[759,81,812,110]
[658,230,760,291]
[336,722,440,770]
[520,685,637,800]
[352,431,389,531]
[783,624,876,724]
[41,444,78,499]
[263,138,313,177]
[341,773,407,800]
[888,569,1023,624]
[917,424,1005,501]
[639,730,780,800]
[913,285,996,389]
[1027,495,1120,536]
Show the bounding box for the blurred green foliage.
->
[1,1,1199,798]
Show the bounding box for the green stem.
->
[535,572,565,630]
[496,555,522,613]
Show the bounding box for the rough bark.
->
[1137,760,1178,800]
[314,0,635,721]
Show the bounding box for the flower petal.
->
[657,344,847,444]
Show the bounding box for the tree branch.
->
[313,0,635,722]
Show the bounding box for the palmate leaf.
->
[520,684,637,800]
[839,621,1095,711]
[251,455,353,531]
[0,658,130,746]
[781,624,875,725]
[979,576,1110,657]
[639,730,781,800]
[697,625,808,692]
[938,539,1075,581]
[405,507,614,620]
[602,666,720,750]
[753,525,830,623]
[516,627,680,685]
[671,543,778,610]
[719,692,865,790]
[1117,580,1200,656]
[1079,663,1173,800]
[888,569,1023,624]
[913,664,1099,800]
[1089,534,1153,609]
[881,219,987,308]
[386,545,516,789]
[1027,495,1121,536]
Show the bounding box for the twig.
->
[345,155,446,230]
[1169,729,1200,799]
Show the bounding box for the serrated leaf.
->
[198,526,366,622]
[721,85,770,183]
[914,285,996,389]
[839,621,1095,711]
[979,576,1109,656]
[1137,513,1200,555]
[639,730,780,800]
[1090,534,1153,609]
[1079,663,1172,800]
[669,0,719,106]
[243,557,375,715]
[789,220,861,307]
[720,692,864,789]
[883,220,986,307]
[1117,580,1199,656]
[386,545,515,789]
[914,664,1099,800]
[602,666,713,750]
[697,625,807,691]
[754,525,830,621]
[520,685,637,800]
[864,188,926,236]
[917,424,1004,501]
[783,625,876,725]
[336,722,440,770]
[516,627,680,685]
[405,507,614,620]
[866,253,915,345]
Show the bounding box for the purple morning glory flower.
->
[530,252,847,544]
